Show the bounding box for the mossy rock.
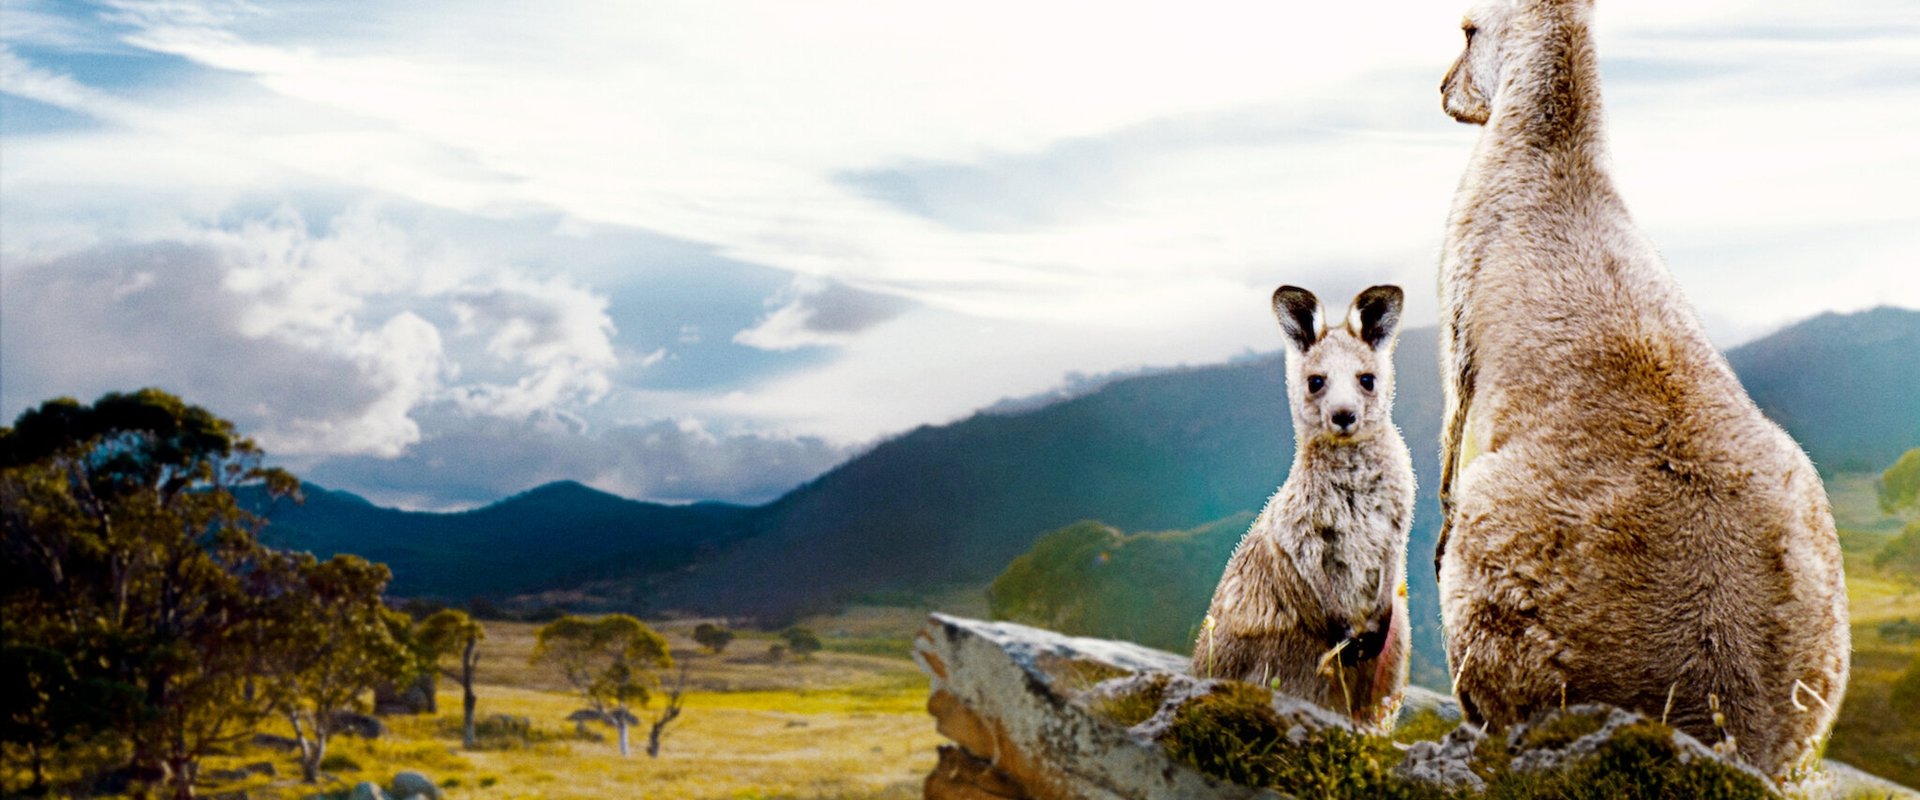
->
[1081,675,1777,799]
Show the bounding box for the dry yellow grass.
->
[186,612,942,800]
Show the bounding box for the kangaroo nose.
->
[1332,410,1357,430]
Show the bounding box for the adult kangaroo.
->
[1433,0,1849,781]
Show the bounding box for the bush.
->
[1893,654,1920,724]
[779,627,823,660]
[693,622,736,654]
[317,752,361,773]
[1873,524,1920,584]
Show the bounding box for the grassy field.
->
[1823,471,1920,789]
[190,616,944,800]
[35,476,1920,798]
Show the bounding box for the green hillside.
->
[264,306,1919,658]
[255,480,753,600]
[986,515,1253,654]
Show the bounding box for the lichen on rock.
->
[915,613,1916,800]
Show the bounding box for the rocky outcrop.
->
[389,770,442,800]
[375,674,437,715]
[913,614,1917,800]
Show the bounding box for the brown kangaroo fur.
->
[1195,286,1414,732]
[1434,0,1849,780]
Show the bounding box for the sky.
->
[3,0,1918,510]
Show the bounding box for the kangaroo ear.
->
[1348,285,1404,349]
[1272,286,1322,352]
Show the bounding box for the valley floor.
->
[193,615,944,800]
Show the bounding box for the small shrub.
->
[478,775,499,788]
[1879,617,1920,644]
[318,752,361,772]
[439,777,461,789]
[694,622,736,654]
[1893,653,1920,723]
[464,713,538,750]
[780,627,823,660]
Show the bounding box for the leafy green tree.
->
[418,609,487,749]
[779,626,822,660]
[1878,449,1920,584]
[1,389,299,799]
[532,614,672,757]
[692,622,735,654]
[0,643,139,793]
[258,553,415,783]
[1880,448,1920,519]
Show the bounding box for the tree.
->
[531,615,672,757]
[1,389,299,799]
[645,665,689,758]
[1880,448,1920,519]
[692,622,735,654]
[779,626,823,660]
[258,553,415,784]
[417,609,487,749]
[1877,448,1920,584]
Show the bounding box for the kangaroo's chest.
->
[1274,473,1402,616]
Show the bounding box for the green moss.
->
[1393,709,1457,745]
[1146,691,1773,800]
[1156,683,1447,799]
[1484,722,1774,800]
[1516,709,1608,751]
[1084,674,1170,728]
[1038,655,1132,693]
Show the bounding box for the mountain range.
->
[259,307,1920,635]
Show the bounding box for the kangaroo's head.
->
[1273,285,1404,444]
[1441,0,1594,124]
[1440,0,1517,125]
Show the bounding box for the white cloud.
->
[733,276,914,351]
[0,204,643,459]
[4,0,1917,498]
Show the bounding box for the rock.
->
[913,613,1278,799]
[1821,761,1920,799]
[389,771,441,800]
[325,710,387,739]
[1505,704,1770,784]
[1397,723,1488,791]
[374,674,438,715]
[347,781,390,800]
[915,614,1917,800]
[1401,684,1462,722]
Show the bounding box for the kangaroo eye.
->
[1307,375,1326,393]
[1359,374,1376,392]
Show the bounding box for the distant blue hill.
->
[255,480,753,601]
[263,307,1919,662]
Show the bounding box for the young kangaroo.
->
[1194,285,1414,731]
[1434,0,1848,780]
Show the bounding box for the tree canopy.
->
[1881,448,1920,519]
[532,614,672,757]
[0,389,399,798]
